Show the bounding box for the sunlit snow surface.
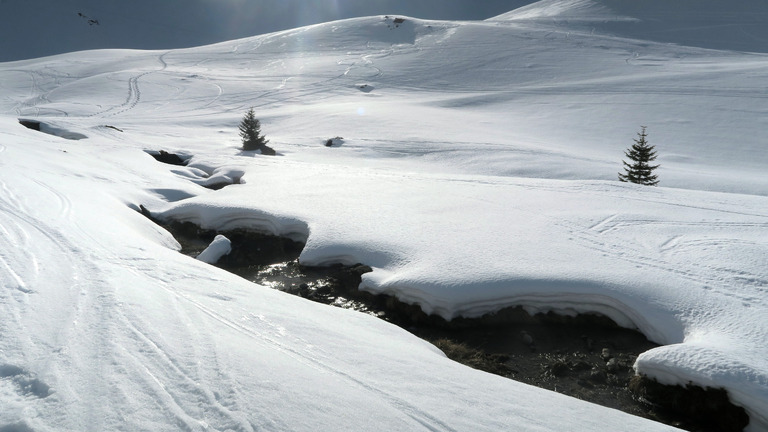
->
[1,1,768,430]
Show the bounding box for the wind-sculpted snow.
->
[491,0,768,53]
[1,6,767,432]
[490,0,621,22]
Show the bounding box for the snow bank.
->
[19,118,88,140]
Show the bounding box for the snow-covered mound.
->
[196,234,232,264]
[2,6,768,432]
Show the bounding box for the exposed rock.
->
[325,136,344,147]
[139,204,152,219]
[601,347,613,361]
[571,360,592,371]
[629,375,749,432]
[520,330,535,350]
[605,358,621,373]
[589,369,608,383]
[549,361,569,377]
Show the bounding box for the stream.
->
[152,217,748,432]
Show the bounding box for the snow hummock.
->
[196,234,232,264]
[2,2,768,431]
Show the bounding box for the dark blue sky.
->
[0,0,531,62]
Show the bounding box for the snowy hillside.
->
[2,1,768,431]
[492,0,768,53]
[0,0,522,62]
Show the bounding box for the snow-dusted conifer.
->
[619,126,659,186]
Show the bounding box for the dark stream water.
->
[157,219,748,432]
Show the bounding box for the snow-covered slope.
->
[1,4,767,432]
[491,0,768,53]
[0,0,522,62]
[0,124,679,432]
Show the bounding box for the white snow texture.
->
[1,1,768,431]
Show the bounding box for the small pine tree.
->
[239,108,269,151]
[619,126,659,186]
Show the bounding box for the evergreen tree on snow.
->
[239,108,269,151]
[619,126,659,186]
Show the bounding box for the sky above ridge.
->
[0,0,531,62]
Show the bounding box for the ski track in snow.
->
[116,307,259,432]
[143,272,459,432]
[0,178,212,430]
[0,188,77,413]
[86,51,170,119]
[0,159,150,431]
[0,180,40,295]
[4,68,73,117]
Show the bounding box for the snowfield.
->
[2,1,767,431]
